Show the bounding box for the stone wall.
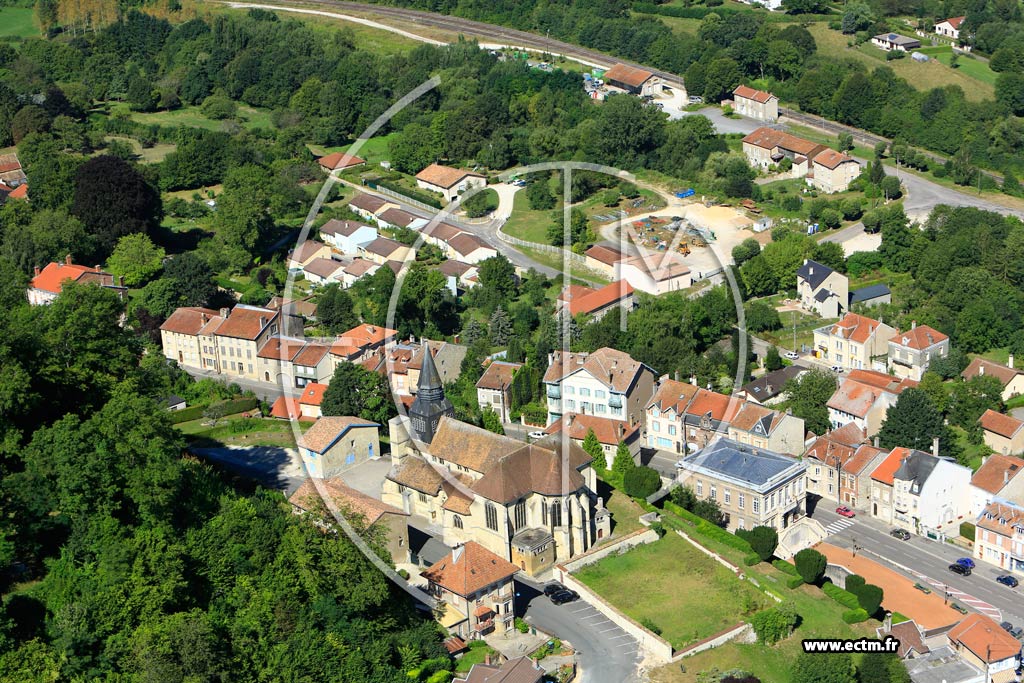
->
[672,623,753,661]
[559,528,659,574]
[824,562,853,589]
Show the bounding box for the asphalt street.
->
[516,577,642,683]
[811,506,1024,628]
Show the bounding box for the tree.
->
[750,604,798,644]
[212,165,276,271]
[462,189,498,218]
[765,345,783,371]
[792,651,854,683]
[622,466,661,499]
[582,428,605,472]
[732,237,761,265]
[106,233,165,286]
[526,175,555,210]
[748,525,779,562]
[317,284,359,334]
[783,369,837,434]
[489,306,512,345]
[612,441,636,477]
[947,375,1004,428]
[841,1,875,33]
[71,155,161,259]
[878,388,958,458]
[917,372,949,413]
[793,548,826,584]
[880,175,902,200]
[852,583,883,616]
[320,363,395,424]
[745,301,782,332]
[10,106,50,144]
[859,654,910,683]
[481,407,504,435]
[782,0,829,13]
[163,252,217,308]
[200,95,237,120]
[670,485,698,511]
[837,132,854,151]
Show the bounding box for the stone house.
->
[415,163,486,203]
[423,542,519,640]
[813,313,896,372]
[797,259,849,319]
[544,347,657,427]
[979,410,1024,456]
[887,323,949,381]
[732,85,779,122]
[297,416,381,479]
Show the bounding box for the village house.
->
[584,244,624,278]
[447,233,498,264]
[422,221,464,250]
[970,453,1024,517]
[454,656,544,683]
[890,448,972,537]
[28,255,127,305]
[875,620,930,660]
[872,32,921,52]
[618,254,692,295]
[962,356,1024,401]
[741,127,827,173]
[387,340,467,398]
[797,259,849,318]
[946,614,1021,683]
[603,63,664,96]
[736,365,806,406]
[556,280,636,321]
[384,358,609,574]
[975,501,1024,576]
[827,369,917,435]
[376,207,428,231]
[302,257,345,286]
[813,313,897,372]
[475,361,524,423]
[849,284,891,310]
[340,258,381,288]
[732,85,779,122]
[726,402,806,456]
[297,382,327,419]
[161,304,280,380]
[436,259,479,296]
[266,296,317,322]
[809,149,860,194]
[159,306,221,369]
[868,447,912,524]
[289,477,408,563]
[935,16,966,40]
[316,152,365,173]
[645,379,739,454]
[887,322,950,381]
[255,336,304,386]
[348,192,396,221]
[363,236,412,265]
[297,416,381,479]
[543,347,656,427]
[329,323,398,365]
[675,438,808,533]
[287,240,332,271]
[422,542,519,640]
[0,153,26,187]
[543,412,642,468]
[415,164,486,203]
[319,218,377,254]
[979,410,1024,456]
[804,423,887,510]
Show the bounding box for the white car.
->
[528,431,546,440]
[784,351,799,360]
[830,365,844,373]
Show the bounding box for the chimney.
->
[484,654,491,666]
[932,436,939,457]
[911,320,917,330]
[862,425,867,442]
[118,275,125,287]
[980,364,985,376]
[690,375,698,386]
[874,436,880,448]
[981,455,988,467]
[65,254,72,265]
[33,266,40,276]
[1010,354,1015,369]
[1006,469,1010,485]
[568,414,575,425]
[808,265,813,276]
[220,307,230,318]
[200,313,208,324]
[452,544,464,564]
[368,325,376,334]
[94,265,102,272]
[618,424,624,439]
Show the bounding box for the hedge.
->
[842,608,870,624]
[663,501,753,554]
[370,179,443,209]
[786,576,805,589]
[772,559,800,577]
[169,397,259,425]
[890,612,910,625]
[822,582,860,610]
[632,2,834,22]
[744,554,761,566]
[960,522,976,541]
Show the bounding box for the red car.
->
[836,506,856,518]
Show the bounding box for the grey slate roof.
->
[850,284,890,304]
[680,438,804,490]
[893,450,941,489]
[814,288,833,303]
[741,365,805,401]
[797,259,833,290]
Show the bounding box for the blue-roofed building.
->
[675,438,807,533]
[849,284,891,308]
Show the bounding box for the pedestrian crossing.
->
[823,518,855,535]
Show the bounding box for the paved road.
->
[183,366,296,402]
[810,506,1024,628]
[516,577,642,683]
[190,445,307,494]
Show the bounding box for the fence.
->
[368,182,442,213]
[672,623,752,661]
[495,225,587,265]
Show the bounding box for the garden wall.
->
[824,562,853,589]
[675,530,741,575]
[559,528,659,574]
[671,623,753,661]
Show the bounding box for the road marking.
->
[823,518,855,535]
[598,627,621,633]
[607,633,633,640]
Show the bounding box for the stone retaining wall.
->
[672,623,753,661]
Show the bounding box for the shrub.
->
[663,501,753,554]
[397,568,410,580]
[772,560,800,577]
[960,522,976,541]
[515,618,529,633]
[623,466,662,499]
[640,617,663,636]
[169,403,209,424]
[747,526,779,562]
[842,608,870,623]
[854,584,884,616]
[650,521,666,538]
[822,582,860,609]
[200,94,237,120]
[744,553,761,566]
[750,605,798,645]
[845,575,865,593]
[794,548,827,584]
[786,576,805,589]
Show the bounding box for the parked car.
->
[543,583,567,597]
[1012,626,1024,639]
[836,506,855,518]
[951,603,969,615]
[1002,621,1015,633]
[688,96,704,104]
[890,528,911,540]
[949,563,972,576]
[830,365,845,373]
[997,575,1020,588]
[956,557,976,569]
[550,589,579,605]
[784,351,799,360]
[528,431,546,440]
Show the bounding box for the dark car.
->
[1012,626,1024,639]
[890,529,911,540]
[949,563,972,576]
[956,557,976,569]
[550,589,579,605]
[997,575,1020,588]
[951,603,969,615]
[543,582,567,597]
[1002,621,1015,633]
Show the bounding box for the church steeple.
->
[408,345,454,443]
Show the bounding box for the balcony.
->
[608,394,623,409]
[546,385,561,399]
[496,589,513,602]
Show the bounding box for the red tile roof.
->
[585,244,624,266]
[604,63,653,88]
[844,369,918,394]
[269,396,302,419]
[160,307,220,335]
[813,149,857,170]
[962,358,1024,386]
[476,361,523,391]
[979,409,1024,440]
[870,447,912,485]
[733,85,776,104]
[977,501,1024,537]
[566,280,634,316]
[942,15,965,29]
[298,382,327,406]
[741,127,826,158]
[544,413,637,446]
[971,452,1023,493]
[215,305,278,340]
[256,337,304,361]
[8,184,27,200]
[415,163,484,189]
[558,284,597,303]
[845,444,885,476]
[827,313,889,345]
[330,323,397,358]
[948,613,1021,663]
[892,325,948,350]
[292,343,329,367]
[422,542,518,597]
[317,152,365,170]
[289,477,404,525]
[348,193,389,214]
[544,347,649,394]
[647,379,701,414]
[449,233,493,257]
[30,260,108,295]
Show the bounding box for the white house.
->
[543,348,656,427]
[618,254,692,295]
[320,219,377,254]
[415,164,486,203]
[297,416,381,479]
[447,233,497,264]
[810,149,861,194]
[891,448,972,538]
[970,454,1024,518]
[732,85,779,122]
[376,207,428,231]
[935,16,965,40]
[872,33,921,52]
[303,257,345,286]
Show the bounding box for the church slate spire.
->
[408,344,454,443]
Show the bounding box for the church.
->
[383,350,611,575]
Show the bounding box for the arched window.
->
[453,516,463,529]
[485,503,498,531]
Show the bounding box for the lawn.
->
[806,24,993,101]
[503,190,554,244]
[107,103,274,132]
[759,308,833,353]
[595,478,647,541]
[178,416,309,448]
[951,425,992,472]
[575,532,770,650]
[918,46,998,86]
[105,136,176,163]
[455,641,500,673]
[0,8,40,39]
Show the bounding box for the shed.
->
[911,52,929,62]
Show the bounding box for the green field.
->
[503,189,553,244]
[178,415,310,448]
[759,308,834,352]
[0,8,40,39]
[918,46,998,85]
[105,136,176,163]
[575,533,771,650]
[108,103,274,132]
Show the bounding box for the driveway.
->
[516,577,642,683]
[491,182,521,220]
[189,445,307,494]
